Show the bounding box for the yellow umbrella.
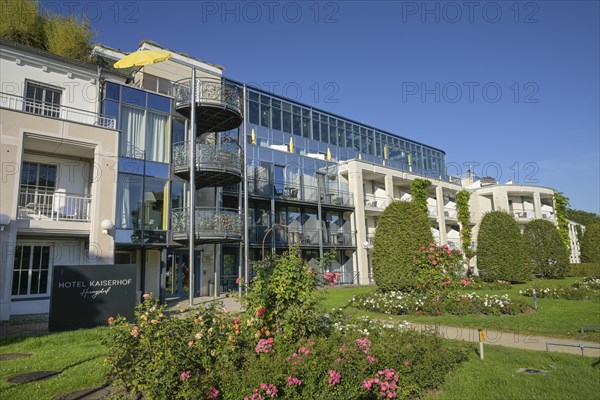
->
[407,153,413,172]
[289,136,294,153]
[383,144,389,160]
[251,128,256,145]
[327,147,332,162]
[114,50,173,69]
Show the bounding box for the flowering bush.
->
[351,291,530,316]
[466,277,513,290]
[323,271,340,287]
[104,251,468,400]
[520,277,600,300]
[414,243,465,297]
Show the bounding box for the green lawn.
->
[0,329,108,400]
[322,278,600,342]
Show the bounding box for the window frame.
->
[24,81,62,118]
[11,244,53,298]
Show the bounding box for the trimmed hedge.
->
[477,211,532,283]
[580,223,600,263]
[523,219,570,278]
[569,263,600,277]
[372,200,434,292]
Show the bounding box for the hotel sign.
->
[49,264,136,332]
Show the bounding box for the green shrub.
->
[411,178,431,215]
[241,247,323,341]
[467,277,512,290]
[477,211,532,283]
[520,278,600,300]
[580,223,600,263]
[372,201,434,292]
[569,263,600,277]
[523,219,570,278]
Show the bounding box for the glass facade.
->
[246,87,447,179]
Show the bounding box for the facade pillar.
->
[533,192,542,219]
[349,165,369,285]
[384,174,394,203]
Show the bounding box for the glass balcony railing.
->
[248,178,352,207]
[1,92,116,129]
[17,189,92,222]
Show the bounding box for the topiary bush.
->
[476,211,532,283]
[580,223,600,263]
[523,219,570,278]
[372,200,434,292]
[569,263,600,277]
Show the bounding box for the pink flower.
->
[180,370,191,381]
[323,271,339,286]
[328,370,341,386]
[129,326,139,337]
[355,336,372,354]
[143,293,151,300]
[404,361,409,366]
[367,355,379,364]
[255,337,274,354]
[444,279,451,285]
[206,386,219,398]
[461,278,469,287]
[432,260,438,266]
[255,307,266,317]
[286,376,302,386]
[235,277,241,285]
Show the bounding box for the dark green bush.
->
[523,219,570,278]
[477,211,532,283]
[372,201,434,292]
[580,223,600,263]
[569,263,600,277]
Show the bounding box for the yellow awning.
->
[327,147,332,162]
[114,50,173,69]
[289,137,294,153]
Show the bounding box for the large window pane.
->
[146,111,168,163]
[120,106,146,159]
[117,174,143,229]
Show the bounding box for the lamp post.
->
[188,68,197,306]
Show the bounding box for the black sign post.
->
[49,264,137,332]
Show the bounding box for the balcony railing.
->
[427,205,438,218]
[443,207,458,219]
[364,194,388,210]
[322,188,353,207]
[172,141,243,174]
[512,210,535,220]
[249,178,352,207]
[0,92,116,129]
[325,231,356,246]
[446,240,462,250]
[174,78,244,116]
[542,212,556,221]
[17,189,92,222]
[171,207,242,240]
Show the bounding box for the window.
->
[20,162,57,191]
[12,245,51,296]
[24,82,61,118]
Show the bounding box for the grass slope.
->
[0,328,107,400]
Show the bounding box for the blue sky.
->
[43,0,599,213]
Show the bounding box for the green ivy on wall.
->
[554,191,570,251]
[411,178,431,215]
[456,190,474,259]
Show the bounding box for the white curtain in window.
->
[121,106,145,159]
[118,180,131,228]
[146,111,168,162]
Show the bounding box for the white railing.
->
[444,207,458,219]
[512,210,535,220]
[0,92,116,129]
[542,212,557,222]
[364,194,389,210]
[18,189,92,222]
[427,205,438,217]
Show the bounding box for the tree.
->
[477,211,531,283]
[0,0,94,62]
[0,0,45,49]
[372,200,434,292]
[566,209,600,227]
[44,14,94,61]
[580,223,600,263]
[411,178,431,216]
[523,219,569,278]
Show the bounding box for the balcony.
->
[542,212,556,222]
[427,205,438,218]
[174,78,244,134]
[512,210,535,221]
[17,189,91,222]
[364,194,389,211]
[171,207,242,243]
[443,207,458,220]
[172,141,243,188]
[325,231,356,247]
[321,188,353,208]
[248,179,353,208]
[0,92,116,129]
